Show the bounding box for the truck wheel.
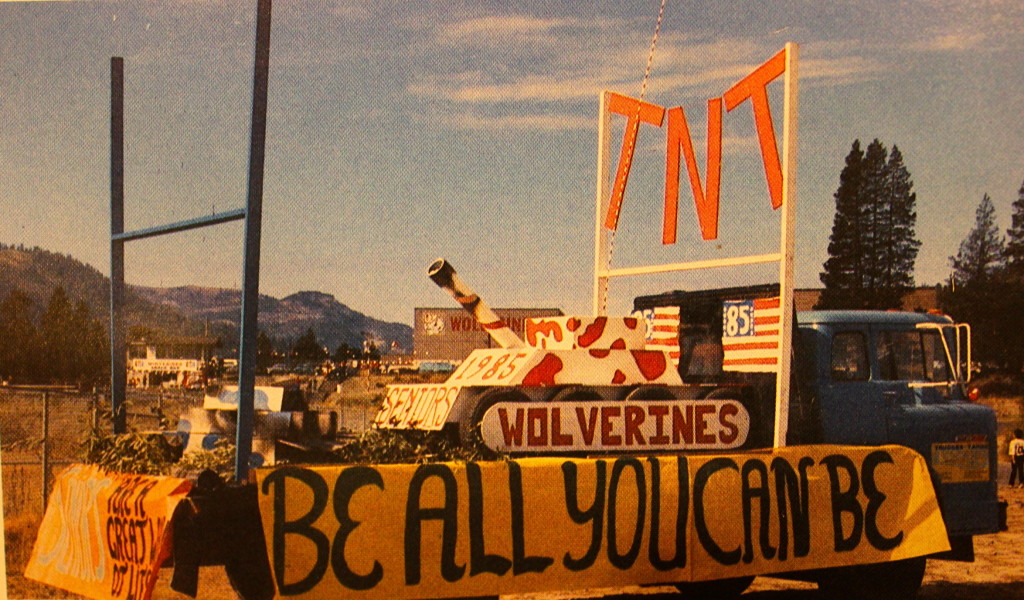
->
[816,557,926,600]
[674,576,754,599]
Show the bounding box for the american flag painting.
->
[643,305,681,367]
[721,297,781,372]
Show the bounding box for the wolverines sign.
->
[256,445,948,599]
[479,399,750,453]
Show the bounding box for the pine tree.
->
[1006,180,1024,278]
[0,289,41,383]
[818,140,866,309]
[818,139,920,309]
[878,146,920,305]
[41,287,76,383]
[941,194,1012,370]
[950,194,1005,286]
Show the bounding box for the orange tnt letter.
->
[665,98,723,242]
[604,92,666,231]
[722,48,786,209]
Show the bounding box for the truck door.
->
[872,325,999,536]
[872,326,958,454]
[817,327,890,445]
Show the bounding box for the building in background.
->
[413,307,563,363]
[127,334,220,388]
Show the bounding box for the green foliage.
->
[950,194,1005,286]
[291,327,327,362]
[818,139,920,309]
[173,438,236,480]
[941,192,1024,372]
[1006,180,1024,277]
[0,285,109,386]
[332,429,497,465]
[81,427,178,476]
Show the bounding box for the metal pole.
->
[235,0,273,482]
[109,56,127,434]
[41,392,49,515]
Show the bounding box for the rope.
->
[602,0,668,314]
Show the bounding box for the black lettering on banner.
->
[821,454,863,552]
[561,460,606,571]
[332,466,385,590]
[862,450,904,551]
[648,456,687,571]
[771,456,812,560]
[694,457,742,565]
[508,462,554,575]
[262,467,330,595]
[607,458,646,570]
[466,463,512,577]
[404,464,464,585]
[741,459,776,563]
[103,475,172,600]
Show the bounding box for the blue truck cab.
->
[634,287,1003,564]
[798,310,1001,552]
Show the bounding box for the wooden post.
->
[41,392,49,515]
[772,42,799,448]
[592,91,612,316]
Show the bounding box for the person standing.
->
[1010,429,1024,488]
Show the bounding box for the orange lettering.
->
[604,93,666,231]
[723,48,787,209]
[665,99,723,242]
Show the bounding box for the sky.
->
[1,0,1023,324]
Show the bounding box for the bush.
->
[332,429,497,465]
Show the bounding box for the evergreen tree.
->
[40,287,76,382]
[0,289,41,383]
[1006,180,1024,278]
[950,194,1005,286]
[941,194,1013,370]
[291,327,326,362]
[818,139,920,309]
[818,140,866,309]
[256,330,274,371]
[878,146,921,306]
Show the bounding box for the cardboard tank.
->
[374,259,773,456]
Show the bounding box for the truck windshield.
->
[876,330,952,382]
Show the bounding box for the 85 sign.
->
[723,300,755,337]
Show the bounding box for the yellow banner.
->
[25,464,192,600]
[256,445,949,599]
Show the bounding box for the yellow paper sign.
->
[256,444,949,599]
[25,464,192,600]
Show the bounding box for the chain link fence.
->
[0,388,194,520]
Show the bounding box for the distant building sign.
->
[413,307,563,362]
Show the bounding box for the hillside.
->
[0,244,196,333]
[135,286,413,352]
[0,245,412,353]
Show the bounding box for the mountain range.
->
[0,244,413,354]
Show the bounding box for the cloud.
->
[906,32,987,52]
[440,110,592,132]
[437,15,578,43]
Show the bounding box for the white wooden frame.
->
[592,43,799,447]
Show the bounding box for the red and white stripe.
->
[722,297,781,372]
[645,306,681,367]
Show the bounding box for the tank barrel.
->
[428,258,525,348]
